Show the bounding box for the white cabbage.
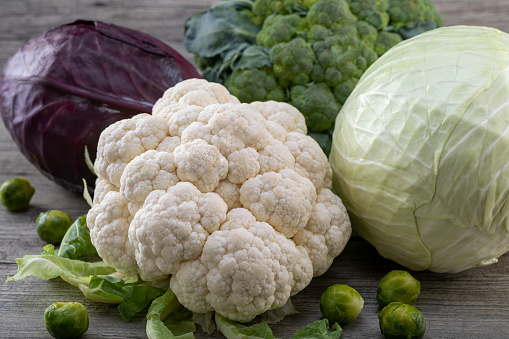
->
[330,26,509,273]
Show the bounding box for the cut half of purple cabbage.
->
[0,20,201,193]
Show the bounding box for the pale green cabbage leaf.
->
[331,26,509,273]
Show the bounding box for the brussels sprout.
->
[378,302,426,339]
[0,177,35,212]
[36,210,73,244]
[320,284,364,325]
[44,302,89,339]
[377,270,421,307]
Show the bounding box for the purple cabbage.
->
[0,20,201,193]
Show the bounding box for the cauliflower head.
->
[87,78,351,322]
[183,0,443,154]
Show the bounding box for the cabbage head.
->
[330,26,509,273]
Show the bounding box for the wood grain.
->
[2,1,509,338]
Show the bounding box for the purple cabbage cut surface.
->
[0,20,201,193]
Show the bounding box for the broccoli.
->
[271,38,316,86]
[184,0,443,153]
[291,83,340,131]
[225,68,286,102]
[256,14,305,48]
[388,0,444,30]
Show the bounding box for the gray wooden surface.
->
[2,1,509,338]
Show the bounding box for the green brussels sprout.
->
[0,177,35,212]
[377,270,421,307]
[36,210,73,244]
[378,302,426,339]
[44,302,89,339]
[320,284,364,325]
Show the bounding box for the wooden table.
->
[2,1,509,338]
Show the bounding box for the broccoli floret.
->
[256,14,306,48]
[311,23,377,101]
[388,0,444,30]
[283,0,321,10]
[354,20,380,48]
[270,38,316,87]
[225,68,286,103]
[252,0,286,24]
[291,83,340,132]
[306,0,356,29]
[346,0,390,29]
[374,31,403,55]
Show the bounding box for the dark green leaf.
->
[57,215,97,259]
[83,275,124,302]
[308,132,332,156]
[260,299,298,324]
[215,0,256,10]
[184,6,259,58]
[119,285,165,322]
[287,4,308,16]
[162,303,195,336]
[146,289,196,339]
[215,313,278,339]
[397,22,438,40]
[291,319,342,339]
[232,45,272,71]
[220,43,253,73]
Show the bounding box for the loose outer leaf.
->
[57,215,97,259]
[146,288,196,339]
[7,249,115,286]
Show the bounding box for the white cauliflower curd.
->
[87,78,351,322]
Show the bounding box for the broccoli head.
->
[253,0,320,23]
[375,31,403,55]
[291,83,340,132]
[270,38,316,87]
[346,0,390,29]
[388,0,444,30]
[184,0,444,153]
[225,68,286,103]
[257,14,306,48]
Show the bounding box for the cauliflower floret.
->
[153,78,240,111]
[258,139,296,174]
[203,103,273,156]
[293,189,351,276]
[214,180,242,210]
[170,208,313,322]
[249,100,307,134]
[88,78,351,323]
[153,102,203,138]
[284,132,333,189]
[173,139,228,193]
[94,114,169,187]
[120,150,179,215]
[155,136,181,153]
[93,178,118,205]
[226,148,260,184]
[128,182,228,282]
[87,191,137,278]
[239,169,316,238]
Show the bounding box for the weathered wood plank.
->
[2,0,509,338]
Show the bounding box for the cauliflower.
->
[184,0,443,154]
[87,78,351,322]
